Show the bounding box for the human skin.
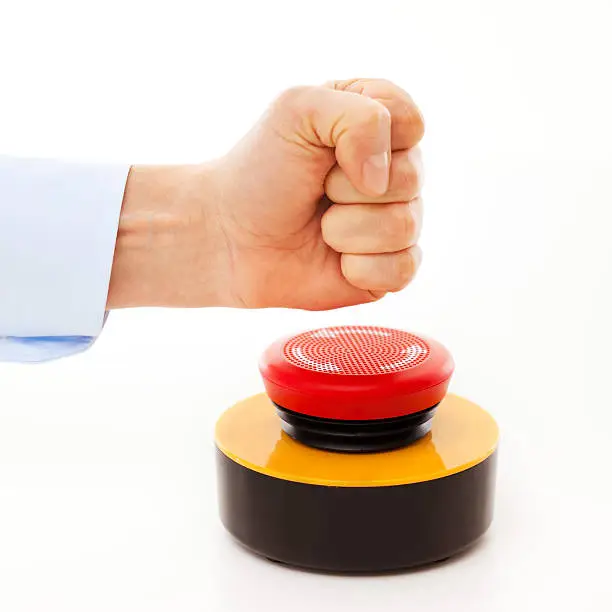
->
[107,78,424,311]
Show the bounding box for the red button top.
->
[259,326,454,421]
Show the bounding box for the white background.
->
[1,1,612,610]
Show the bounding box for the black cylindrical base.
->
[216,448,497,573]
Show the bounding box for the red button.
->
[259,326,454,421]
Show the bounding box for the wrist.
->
[107,163,227,309]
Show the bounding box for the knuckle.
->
[394,251,416,288]
[360,98,391,127]
[388,202,415,246]
[409,201,423,243]
[396,100,425,141]
[374,78,396,90]
[411,107,426,141]
[332,78,365,92]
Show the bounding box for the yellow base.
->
[215,393,499,488]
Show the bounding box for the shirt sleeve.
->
[0,156,129,362]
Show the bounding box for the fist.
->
[213,78,424,310]
[109,79,425,311]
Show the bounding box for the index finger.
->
[325,78,425,151]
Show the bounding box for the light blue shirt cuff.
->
[0,157,130,362]
[0,335,96,363]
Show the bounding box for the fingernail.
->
[362,151,389,195]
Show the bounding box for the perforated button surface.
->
[283,326,430,376]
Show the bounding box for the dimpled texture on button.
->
[283,326,430,375]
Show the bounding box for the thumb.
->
[271,86,392,197]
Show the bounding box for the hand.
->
[108,79,424,310]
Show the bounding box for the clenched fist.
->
[108,79,424,311]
